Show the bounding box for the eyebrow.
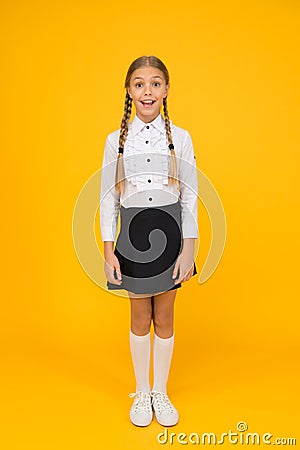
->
[132,75,163,81]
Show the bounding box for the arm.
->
[172,238,196,283]
[173,130,198,283]
[100,134,122,284]
[103,241,122,284]
[100,134,120,242]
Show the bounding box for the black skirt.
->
[107,200,197,294]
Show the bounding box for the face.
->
[127,66,170,123]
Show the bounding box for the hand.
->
[172,238,195,284]
[103,243,122,285]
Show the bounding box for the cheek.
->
[158,88,167,98]
[132,97,141,108]
[157,93,166,102]
[129,93,137,103]
[131,89,142,100]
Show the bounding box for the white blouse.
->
[100,113,198,242]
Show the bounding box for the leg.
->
[151,289,179,426]
[128,293,153,426]
[152,289,177,338]
[129,293,152,335]
[152,289,177,393]
[129,294,152,392]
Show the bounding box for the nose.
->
[144,83,152,95]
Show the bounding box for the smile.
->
[140,100,156,108]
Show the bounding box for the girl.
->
[100,55,198,427]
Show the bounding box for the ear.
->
[164,83,170,98]
[127,89,132,99]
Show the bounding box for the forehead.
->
[130,66,166,82]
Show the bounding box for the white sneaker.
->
[129,391,153,426]
[151,390,179,426]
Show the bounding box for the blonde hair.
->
[115,55,178,194]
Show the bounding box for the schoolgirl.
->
[100,55,198,427]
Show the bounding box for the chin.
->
[138,109,160,117]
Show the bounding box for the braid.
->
[163,98,178,186]
[115,92,132,194]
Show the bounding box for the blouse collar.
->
[130,113,172,136]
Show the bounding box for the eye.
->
[135,82,143,88]
[153,82,160,87]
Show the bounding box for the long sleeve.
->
[178,130,198,239]
[100,133,120,241]
[100,116,199,241]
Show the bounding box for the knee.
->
[153,311,173,334]
[131,310,152,335]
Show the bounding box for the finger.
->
[175,267,185,283]
[112,266,122,284]
[109,270,122,285]
[182,274,190,282]
[110,278,122,285]
[114,263,122,281]
[172,261,180,280]
[182,268,193,282]
[106,269,115,284]
[109,279,122,285]
[105,264,122,285]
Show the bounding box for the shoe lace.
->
[129,391,152,413]
[150,391,176,414]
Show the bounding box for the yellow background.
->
[1,0,299,448]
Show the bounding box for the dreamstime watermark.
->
[72,155,227,297]
[157,421,297,446]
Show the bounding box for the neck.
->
[136,112,160,124]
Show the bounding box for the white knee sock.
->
[152,332,175,394]
[129,330,151,393]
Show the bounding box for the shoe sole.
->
[153,408,179,427]
[155,417,179,427]
[130,416,153,427]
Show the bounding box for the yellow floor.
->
[1,319,299,449]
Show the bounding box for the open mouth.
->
[140,100,156,108]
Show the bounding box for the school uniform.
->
[100,113,198,294]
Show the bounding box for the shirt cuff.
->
[100,225,117,242]
[182,222,199,239]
